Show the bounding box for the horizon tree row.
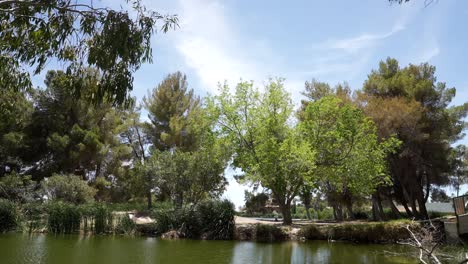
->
[0,58,467,224]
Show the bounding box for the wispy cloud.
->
[173,0,269,93]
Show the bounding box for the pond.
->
[0,234,416,264]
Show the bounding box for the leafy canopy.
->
[0,0,178,105]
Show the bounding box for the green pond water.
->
[0,234,417,264]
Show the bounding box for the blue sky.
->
[34,0,468,208]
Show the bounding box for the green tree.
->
[142,105,230,208]
[300,96,397,220]
[144,71,200,152]
[430,188,451,203]
[244,191,270,215]
[449,145,468,197]
[210,79,316,225]
[0,172,35,203]
[42,174,97,204]
[25,70,131,182]
[0,0,178,105]
[361,58,468,219]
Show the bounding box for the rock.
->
[161,230,185,239]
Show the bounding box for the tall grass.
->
[93,203,113,234]
[47,202,81,234]
[151,199,236,240]
[0,199,18,232]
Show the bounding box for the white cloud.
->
[174,0,268,93]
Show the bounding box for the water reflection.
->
[0,234,415,264]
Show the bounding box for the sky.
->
[34,0,468,209]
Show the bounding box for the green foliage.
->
[0,173,35,202]
[195,199,235,240]
[0,0,178,105]
[92,203,113,234]
[298,225,324,240]
[146,148,229,207]
[210,79,316,224]
[144,72,200,151]
[0,199,18,232]
[151,199,235,240]
[42,174,97,204]
[301,96,397,198]
[116,214,136,235]
[47,202,81,234]
[244,191,269,215]
[361,58,468,218]
[255,224,287,242]
[329,221,418,243]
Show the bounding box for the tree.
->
[144,71,200,152]
[361,58,468,219]
[0,0,178,105]
[244,191,270,215]
[210,79,316,225]
[25,70,131,181]
[142,105,230,208]
[430,188,450,203]
[300,96,397,220]
[0,172,35,203]
[42,174,97,204]
[449,145,468,197]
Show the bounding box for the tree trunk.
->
[345,200,354,220]
[305,203,312,220]
[333,203,343,222]
[279,202,292,225]
[372,194,380,221]
[388,199,401,219]
[417,197,428,219]
[401,199,414,217]
[147,191,152,209]
[376,195,386,221]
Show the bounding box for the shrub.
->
[47,202,81,234]
[329,220,418,243]
[255,224,287,242]
[151,203,179,235]
[196,199,235,240]
[116,214,136,235]
[0,173,35,203]
[93,203,113,234]
[42,174,97,204]
[22,202,46,232]
[317,207,334,220]
[150,199,236,240]
[0,199,18,232]
[298,224,324,240]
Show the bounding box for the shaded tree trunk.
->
[279,201,292,225]
[388,199,401,219]
[332,203,344,222]
[147,191,152,209]
[305,203,312,220]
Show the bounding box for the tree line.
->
[1,57,466,225]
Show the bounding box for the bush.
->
[47,202,81,234]
[22,202,46,232]
[116,214,136,235]
[0,173,35,203]
[255,224,287,242]
[42,174,97,204]
[298,224,324,240]
[196,199,235,240]
[0,199,18,232]
[150,199,236,240]
[93,203,113,234]
[329,220,418,243]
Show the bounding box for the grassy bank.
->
[0,198,235,239]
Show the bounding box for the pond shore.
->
[131,214,435,244]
